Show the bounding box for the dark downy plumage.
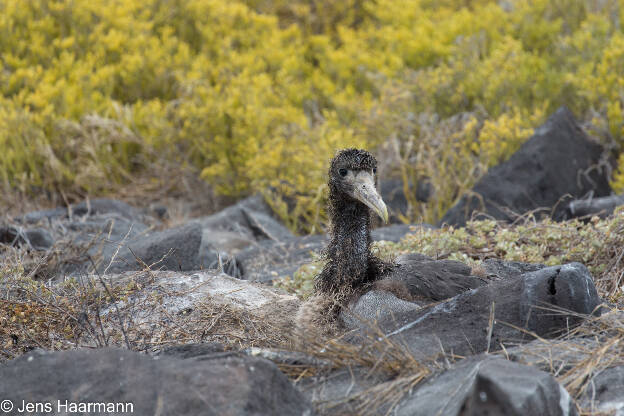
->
[315,148,484,308]
[315,149,393,300]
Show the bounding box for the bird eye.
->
[373,167,377,174]
[339,168,348,177]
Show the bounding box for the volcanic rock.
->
[441,107,611,227]
[0,348,313,416]
[347,263,601,359]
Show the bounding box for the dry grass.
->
[2,204,624,415]
[552,309,624,411]
[1,236,432,415]
[316,373,427,416]
[496,304,624,415]
[0,228,293,361]
[374,108,487,224]
[0,267,296,361]
[284,321,434,416]
[5,251,621,416]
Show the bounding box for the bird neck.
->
[314,188,392,298]
[327,198,372,279]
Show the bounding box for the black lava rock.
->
[441,107,611,227]
[0,348,314,416]
[348,263,601,359]
[0,225,54,250]
[105,223,239,276]
[394,356,577,416]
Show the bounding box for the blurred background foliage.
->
[1,0,624,231]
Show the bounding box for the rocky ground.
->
[1,108,624,415]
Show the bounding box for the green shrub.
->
[1,0,624,226]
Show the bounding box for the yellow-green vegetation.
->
[275,255,325,299]
[2,0,624,227]
[279,208,624,302]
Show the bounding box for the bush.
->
[1,0,623,227]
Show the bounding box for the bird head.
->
[329,148,388,223]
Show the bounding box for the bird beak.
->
[352,171,389,223]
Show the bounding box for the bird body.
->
[315,149,392,301]
[315,148,484,310]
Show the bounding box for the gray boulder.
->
[380,178,433,223]
[388,257,486,300]
[11,198,151,278]
[341,290,422,329]
[394,356,577,416]
[350,263,601,359]
[236,235,326,282]
[14,196,296,278]
[19,198,143,224]
[482,258,547,280]
[441,107,611,227]
[160,342,227,358]
[0,348,313,416]
[99,195,292,276]
[95,270,300,339]
[0,225,54,250]
[69,199,143,222]
[299,366,390,414]
[504,338,599,373]
[580,365,624,415]
[193,194,294,245]
[380,178,409,223]
[566,193,624,219]
[23,228,55,250]
[103,223,239,276]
